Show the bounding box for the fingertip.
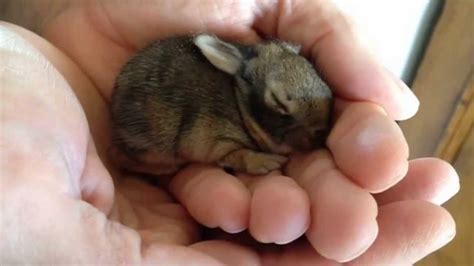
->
[328,103,409,192]
[170,165,251,234]
[350,201,456,265]
[430,159,460,205]
[254,0,419,120]
[311,27,419,121]
[376,158,460,205]
[206,182,250,234]
[384,68,420,121]
[301,168,378,262]
[286,150,380,261]
[249,175,310,244]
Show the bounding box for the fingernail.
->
[339,223,379,263]
[432,164,460,205]
[386,69,420,120]
[221,222,246,234]
[273,221,308,245]
[399,83,420,120]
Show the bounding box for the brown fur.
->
[110,35,333,175]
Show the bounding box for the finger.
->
[0,21,222,266]
[245,175,310,244]
[286,150,378,263]
[169,165,251,233]
[191,240,260,266]
[3,177,221,264]
[42,0,260,96]
[1,21,115,182]
[100,0,260,47]
[261,201,456,265]
[255,0,419,121]
[1,22,118,215]
[42,0,418,121]
[349,201,456,265]
[327,102,409,192]
[375,158,460,205]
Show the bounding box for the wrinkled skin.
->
[0,0,459,265]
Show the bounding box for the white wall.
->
[333,0,432,78]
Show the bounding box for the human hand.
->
[1,0,459,264]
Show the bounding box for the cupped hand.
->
[1,0,459,264]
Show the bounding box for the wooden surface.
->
[436,80,473,162]
[400,0,474,159]
[401,0,474,265]
[418,129,473,266]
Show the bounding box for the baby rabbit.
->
[110,34,333,175]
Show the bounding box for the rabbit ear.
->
[194,34,243,74]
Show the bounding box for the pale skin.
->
[0,0,460,264]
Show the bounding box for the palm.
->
[11,0,456,264]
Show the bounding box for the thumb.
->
[0,23,222,265]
